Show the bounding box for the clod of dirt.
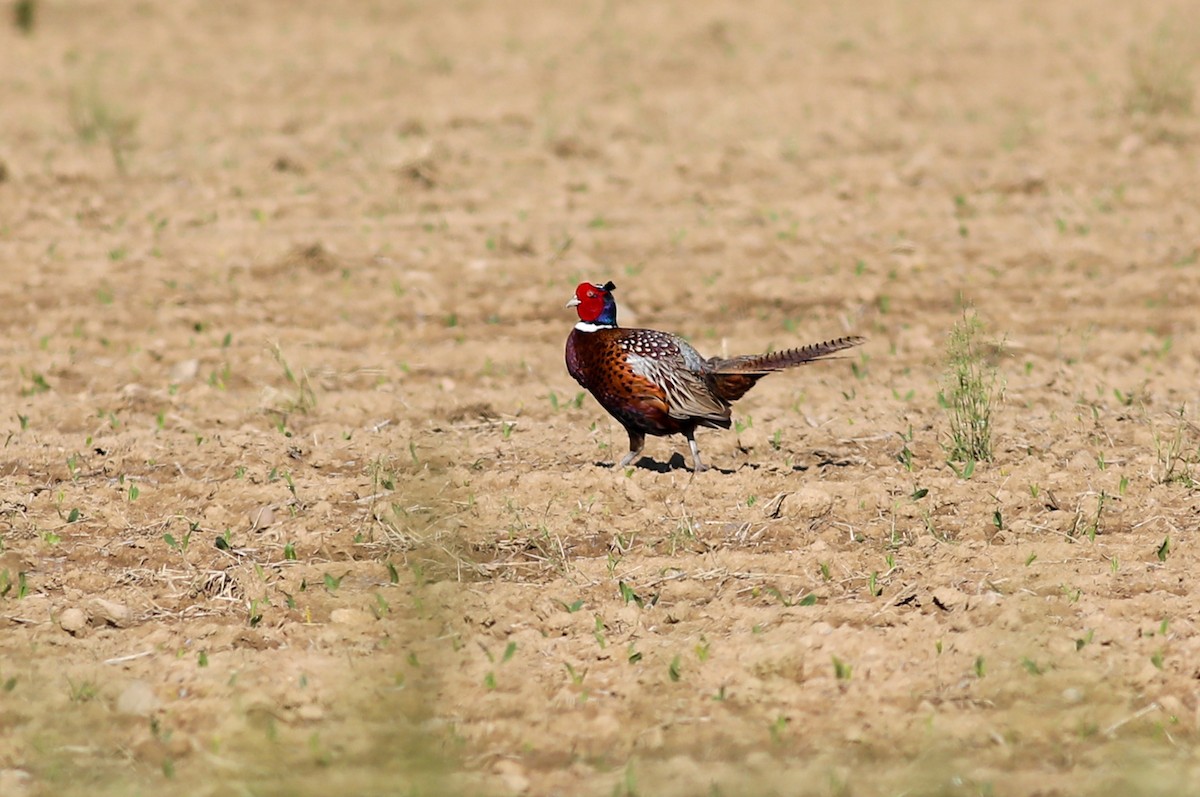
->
[330,608,371,625]
[273,155,306,174]
[276,242,340,274]
[88,597,132,627]
[116,680,159,717]
[931,587,965,612]
[397,118,426,136]
[772,487,833,519]
[58,607,88,635]
[446,402,499,423]
[493,759,530,794]
[398,155,438,187]
[0,769,32,797]
[233,629,279,650]
[249,505,275,531]
[132,736,185,769]
[550,135,599,159]
[622,479,645,501]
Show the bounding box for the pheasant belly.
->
[593,371,688,437]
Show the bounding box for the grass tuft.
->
[1126,18,1196,116]
[68,72,139,175]
[1150,405,1198,487]
[14,0,37,33]
[270,343,317,414]
[939,311,1000,464]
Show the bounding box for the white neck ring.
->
[574,321,614,332]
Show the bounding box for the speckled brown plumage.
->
[565,281,865,472]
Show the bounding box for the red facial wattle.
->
[569,281,618,325]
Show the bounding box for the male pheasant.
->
[565,281,864,472]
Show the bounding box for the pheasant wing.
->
[626,353,730,424]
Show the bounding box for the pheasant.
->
[565,281,864,472]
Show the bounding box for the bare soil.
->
[2,2,1200,795]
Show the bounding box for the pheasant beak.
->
[565,297,581,308]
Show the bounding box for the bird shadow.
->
[592,457,676,473]
[593,454,736,474]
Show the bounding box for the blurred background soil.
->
[1,1,1199,795]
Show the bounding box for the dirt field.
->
[2,1,1200,795]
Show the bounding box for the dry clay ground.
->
[2,1,1200,795]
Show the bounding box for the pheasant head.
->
[567,281,618,329]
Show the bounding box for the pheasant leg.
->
[617,429,645,469]
[685,429,708,473]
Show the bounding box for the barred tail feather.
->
[711,335,866,375]
[703,335,864,403]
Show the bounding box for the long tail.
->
[713,335,866,374]
[704,335,865,402]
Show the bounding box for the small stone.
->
[89,597,131,627]
[1118,134,1144,156]
[169,359,199,383]
[59,607,88,635]
[249,505,275,531]
[296,703,325,722]
[1062,687,1084,705]
[116,680,159,717]
[330,608,370,625]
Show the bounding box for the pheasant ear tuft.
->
[602,281,617,292]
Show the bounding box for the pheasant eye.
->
[587,292,596,298]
